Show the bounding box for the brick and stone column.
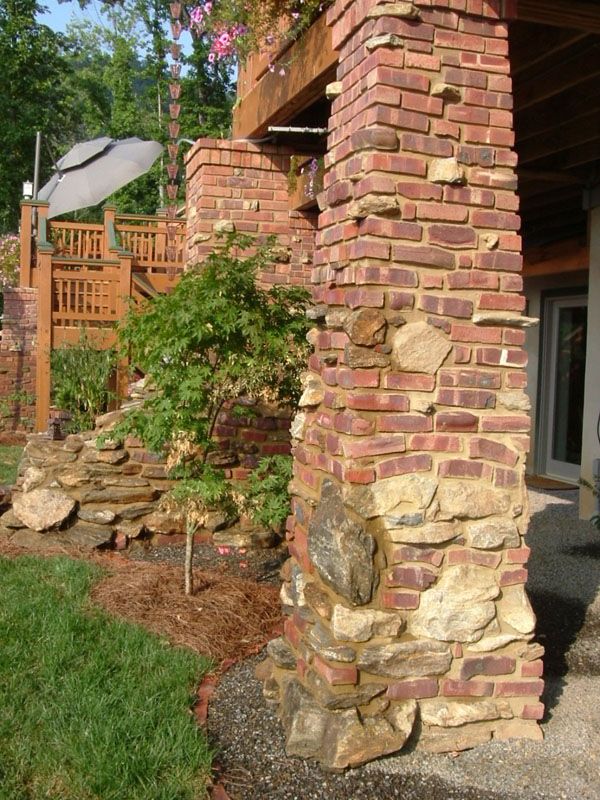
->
[0,287,37,433]
[264,0,544,770]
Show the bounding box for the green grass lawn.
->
[0,445,23,485]
[0,556,213,800]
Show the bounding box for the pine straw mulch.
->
[0,536,282,667]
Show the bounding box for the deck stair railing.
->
[19,200,186,431]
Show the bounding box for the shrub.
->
[51,329,115,432]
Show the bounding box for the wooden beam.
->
[510,26,588,77]
[514,42,600,111]
[515,77,600,141]
[523,238,589,278]
[518,110,600,164]
[516,0,600,35]
[518,168,583,187]
[232,12,338,138]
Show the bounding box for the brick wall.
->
[264,0,543,770]
[0,288,37,433]
[185,138,319,474]
[186,138,316,286]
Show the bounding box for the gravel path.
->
[207,488,600,800]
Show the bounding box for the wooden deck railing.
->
[19,200,186,431]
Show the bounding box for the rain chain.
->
[166,1,183,275]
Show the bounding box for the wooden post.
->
[35,247,53,432]
[19,202,33,287]
[103,205,117,259]
[116,251,133,402]
[155,207,167,264]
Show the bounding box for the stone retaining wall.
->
[263,0,544,770]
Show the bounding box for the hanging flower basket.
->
[187,0,331,65]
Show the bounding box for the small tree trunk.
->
[184,518,196,595]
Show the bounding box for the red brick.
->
[481,415,530,432]
[334,413,375,436]
[344,466,376,484]
[356,266,418,286]
[478,293,526,312]
[384,373,435,391]
[494,467,521,488]
[521,703,545,720]
[391,545,445,567]
[418,203,468,222]
[461,656,516,680]
[419,294,473,318]
[475,251,522,272]
[499,568,528,586]
[397,182,443,201]
[387,679,439,700]
[441,679,494,697]
[435,412,479,432]
[438,459,492,479]
[428,224,477,249]
[495,680,544,697]
[337,368,380,389]
[439,369,501,389]
[437,388,496,409]
[346,393,410,412]
[521,660,544,678]
[476,347,527,367]
[451,324,503,344]
[470,437,518,466]
[389,291,415,310]
[378,415,433,433]
[409,433,461,451]
[447,548,501,568]
[506,546,530,564]
[382,591,420,610]
[342,435,406,459]
[401,133,453,157]
[314,656,358,686]
[377,453,432,478]
[345,288,386,308]
[386,565,437,590]
[392,244,455,270]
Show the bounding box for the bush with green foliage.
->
[236,455,293,532]
[51,330,115,432]
[117,233,310,592]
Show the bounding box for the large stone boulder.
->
[308,481,376,606]
[12,488,76,532]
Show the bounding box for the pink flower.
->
[203,1,213,12]
[208,52,216,62]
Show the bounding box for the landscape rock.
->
[498,584,537,634]
[343,309,387,346]
[367,2,420,19]
[213,527,278,549]
[13,488,76,531]
[298,377,325,408]
[305,670,386,711]
[345,345,390,369]
[420,699,512,727]
[431,83,462,101]
[21,467,45,493]
[303,580,333,619]
[348,195,400,220]
[429,157,466,185]
[77,508,116,525]
[386,521,459,544]
[410,565,499,643]
[357,640,452,678]
[59,521,114,548]
[308,623,357,662]
[0,508,26,528]
[465,518,520,549]
[346,473,438,519]
[391,322,452,374]
[331,604,404,642]
[267,637,297,670]
[365,33,404,51]
[308,481,376,606]
[437,484,511,520]
[81,486,158,505]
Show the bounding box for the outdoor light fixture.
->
[22,180,33,199]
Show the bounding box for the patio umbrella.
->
[38,137,163,219]
[55,136,113,171]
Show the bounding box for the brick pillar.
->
[265,0,543,770]
[0,287,37,433]
[185,138,316,287]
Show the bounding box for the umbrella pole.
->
[33,131,42,200]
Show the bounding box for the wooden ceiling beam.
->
[515,0,600,35]
[514,43,600,111]
[518,110,600,165]
[515,78,600,141]
[509,26,588,77]
[517,168,583,187]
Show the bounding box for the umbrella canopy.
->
[55,136,113,170]
[38,137,163,219]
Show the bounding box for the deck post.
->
[103,205,117,259]
[34,246,53,432]
[116,250,133,401]
[19,202,34,287]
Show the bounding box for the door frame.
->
[536,288,588,482]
